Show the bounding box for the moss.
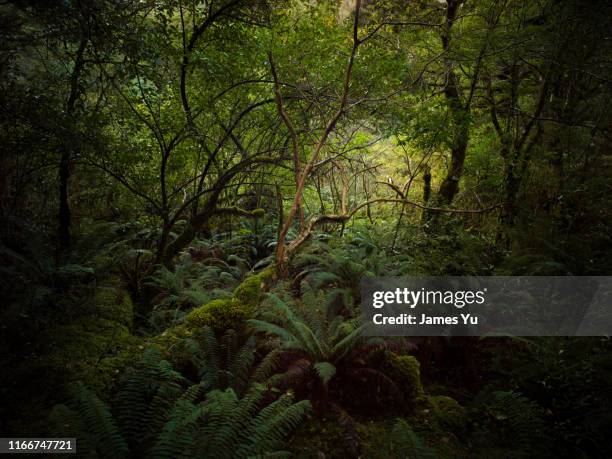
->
[93,286,134,329]
[233,267,274,308]
[358,420,397,458]
[78,342,142,397]
[183,268,274,333]
[291,417,416,459]
[426,395,467,432]
[251,208,265,218]
[386,353,425,404]
[150,324,191,351]
[2,280,142,434]
[184,298,246,332]
[47,269,276,400]
[289,418,357,458]
[40,283,138,390]
[41,313,139,393]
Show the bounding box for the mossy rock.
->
[8,283,141,421]
[183,268,274,332]
[78,342,143,397]
[184,298,247,332]
[149,268,275,364]
[358,420,398,458]
[233,267,274,307]
[426,395,467,432]
[386,353,425,404]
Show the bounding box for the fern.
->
[473,391,550,458]
[385,418,437,459]
[314,362,336,386]
[50,352,309,458]
[237,391,311,458]
[50,383,129,459]
[253,348,286,383]
[180,327,257,396]
[113,348,185,447]
[251,293,365,366]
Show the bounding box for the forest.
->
[1,0,612,457]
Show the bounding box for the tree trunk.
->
[58,150,71,250]
[426,0,469,223]
[421,164,432,226]
[438,126,468,205]
[57,36,87,255]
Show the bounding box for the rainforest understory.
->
[1,0,612,457]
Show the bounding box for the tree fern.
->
[250,293,385,388]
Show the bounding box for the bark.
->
[160,201,264,268]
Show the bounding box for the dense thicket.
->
[1,0,611,457]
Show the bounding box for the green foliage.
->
[293,239,373,300]
[249,293,366,371]
[470,391,550,458]
[426,395,467,433]
[49,347,310,458]
[145,252,241,329]
[485,337,612,457]
[113,348,186,447]
[233,268,274,307]
[3,0,612,456]
[314,361,337,386]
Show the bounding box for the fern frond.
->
[248,319,299,347]
[388,418,437,459]
[268,359,312,390]
[314,361,336,386]
[228,342,256,395]
[239,395,311,458]
[331,324,366,362]
[253,348,286,383]
[67,382,129,458]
